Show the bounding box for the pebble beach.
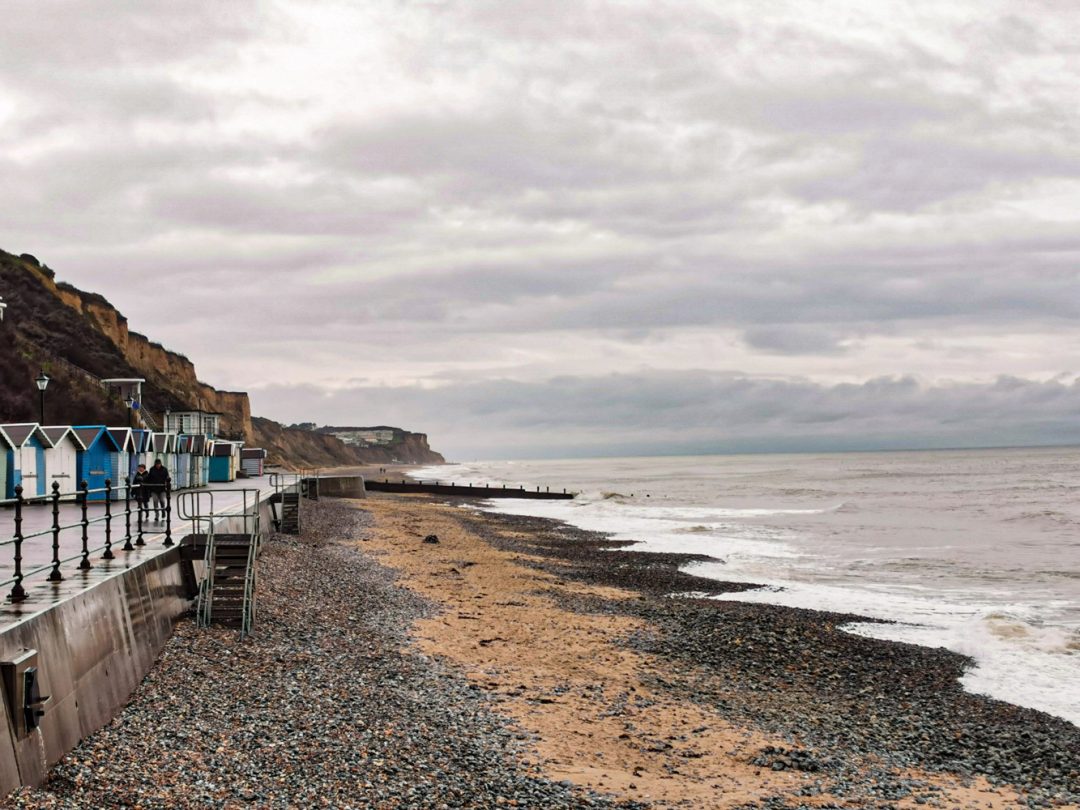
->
[3,494,1079,809]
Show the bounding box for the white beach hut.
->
[41,426,85,499]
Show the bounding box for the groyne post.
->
[123,476,134,552]
[48,482,62,582]
[78,480,91,570]
[9,485,26,602]
[103,479,114,560]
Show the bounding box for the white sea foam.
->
[410,451,1080,726]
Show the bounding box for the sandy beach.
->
[356,494,1078,809]
[4,494,1077,809]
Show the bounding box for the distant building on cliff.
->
[319,426,397,447]
[163,410,221,437]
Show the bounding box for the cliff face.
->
[0,250,445,468]
[53,278,254,441]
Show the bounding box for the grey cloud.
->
[742,325,851,355]
[252,371,1080,460]
[3,0,1080,450]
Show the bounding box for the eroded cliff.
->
[0,250,445,468]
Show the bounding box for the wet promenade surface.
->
[0,481,274,633]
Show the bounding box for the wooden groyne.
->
[365,480,575,500]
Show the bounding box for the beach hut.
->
[240,448,266,478]
[108,429,138,500]
[135,429,155,474]
[129,428,149,479]
[209,440,241,483]
[0,424,51,499]
[174,434,192,491]
[149,432,178,487]
[41,427,85,499]
[72,426,123,502]
[188,435,210,487]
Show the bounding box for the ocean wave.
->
[1003,510,1080,527]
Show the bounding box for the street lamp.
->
[35,371,50,424]
[125,394,135,428]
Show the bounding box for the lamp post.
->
[35,371,50,424]
[125,394,135,428]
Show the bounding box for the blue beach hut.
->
[209,440,241,483]
[72,426,123,502]
[0,424,51,498]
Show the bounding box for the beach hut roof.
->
[150,432,177,453]
[0,424,52,448]
[107,428,137,453]
[41,426,87,450]
[72,426,122,452]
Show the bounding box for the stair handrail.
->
[240,518,258,639]
[196,519,216,628]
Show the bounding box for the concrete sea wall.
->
[0,548,187,792]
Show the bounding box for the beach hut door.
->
[49,443,77,492]
[18,445,43,496]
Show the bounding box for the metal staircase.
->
[269,473,305,534]
[178,489,261,638]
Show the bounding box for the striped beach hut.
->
[240,448,266,478]
[174,434,192,490]
[188,435,210,486]
[0,424,51,499]
[129,428,149,479]
[41,426,85,499]
[149,432,177,487]
[108,429,138,500]
[72,426,123,502]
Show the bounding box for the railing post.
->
[123,476,134,551]
[48,482,63,582]
[136,482,145,547]
[78,480,92,570]
[9,486,26,602]
[103,479,114,560]
[163,481,173,547]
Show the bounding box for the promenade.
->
[0,481,276,634]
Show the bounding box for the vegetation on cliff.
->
[0,249,444,467]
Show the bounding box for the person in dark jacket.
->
[133,463,150,522]
[146,459,171,522]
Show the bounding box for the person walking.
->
[146,458,171,523]
[133,463,150,524]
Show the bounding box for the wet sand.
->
[356,493,1079,809]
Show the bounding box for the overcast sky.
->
[3,1,1080,459]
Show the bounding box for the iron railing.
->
[1,478,173,603]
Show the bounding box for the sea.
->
[411,447,1080,727]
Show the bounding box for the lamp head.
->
[35,371,50,392]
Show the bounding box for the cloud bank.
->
[2,1,1079,457]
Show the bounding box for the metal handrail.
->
[2,478,174,602]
